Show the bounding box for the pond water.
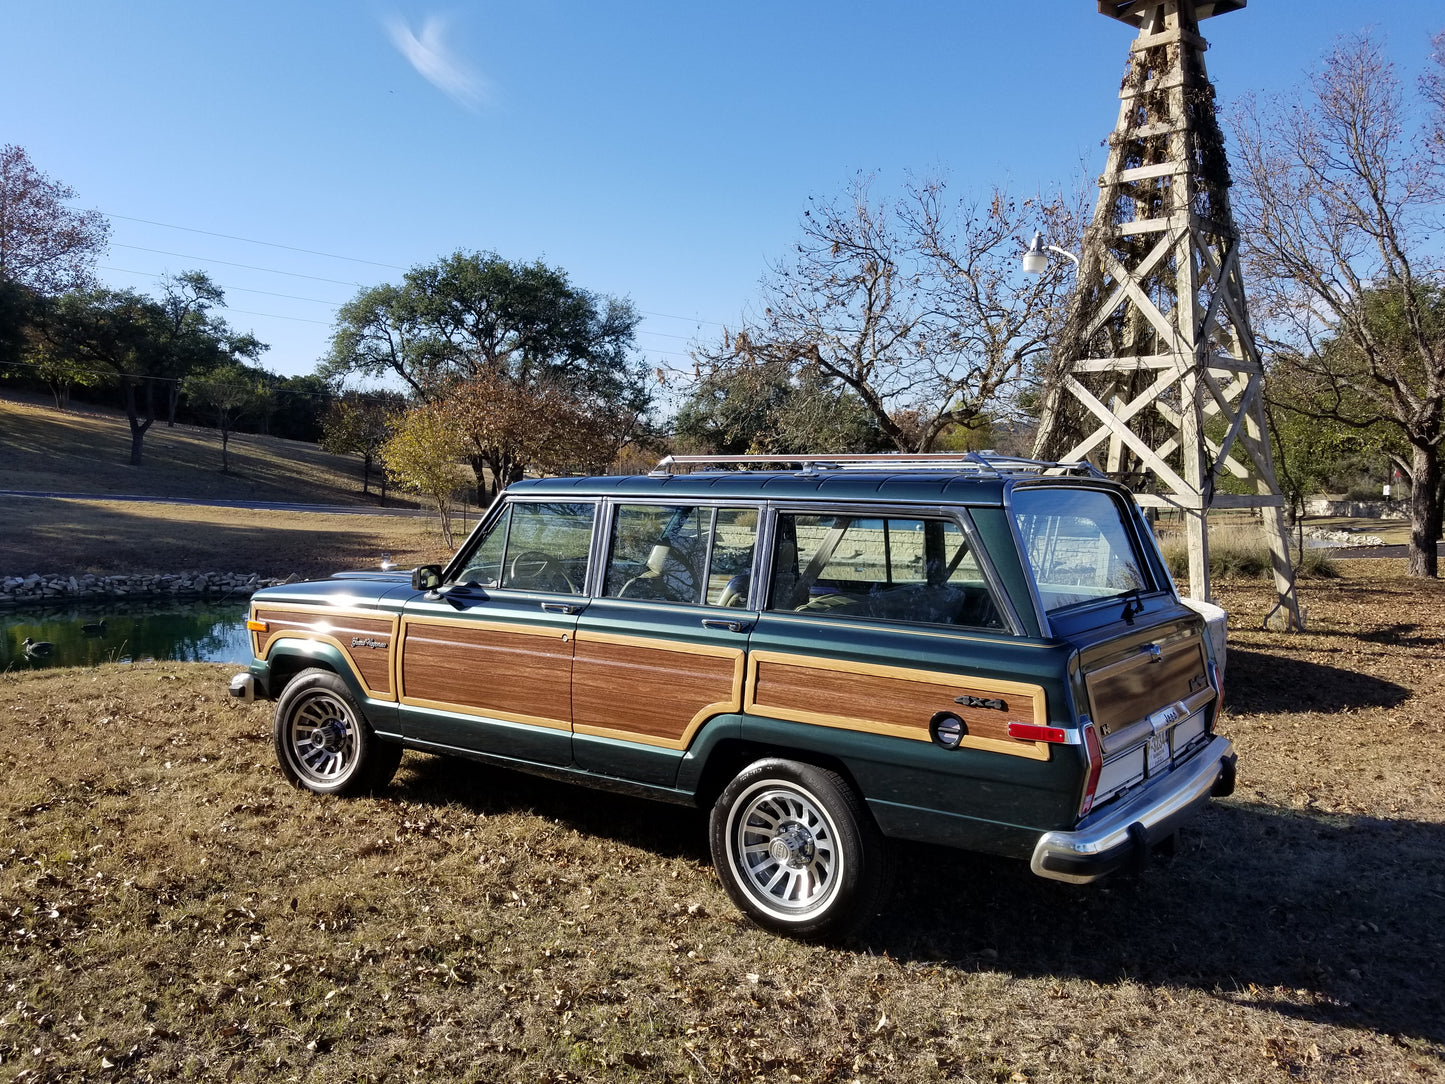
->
[1,600,252,671]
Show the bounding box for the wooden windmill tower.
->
[1033,0,1302,629]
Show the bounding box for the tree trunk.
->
[468,453,493,505]
[220,425,231,472]
[166,378,179,427]
[123,378,155,466]
[1408,442,1441,578]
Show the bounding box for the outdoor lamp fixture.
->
[1022,230,1080,274]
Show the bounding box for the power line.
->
[110,244,370,287]
[638,309,728,329]
[224,308,333,326]
[81,205,733,329]
[99,266,347,308]
[72,204,407,271]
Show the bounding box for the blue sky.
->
[4,2,1442,387]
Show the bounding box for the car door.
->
[570,503,760,786]
[398,499,596,767]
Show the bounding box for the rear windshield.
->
[1011,487,1152,614]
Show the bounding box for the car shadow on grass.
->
[876,800,1445,1049]
[390,752,711,862]
[390,753,1443,1048]
[1224,647,1410,714]
[384,732,1441,1049]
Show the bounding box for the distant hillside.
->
[0,393,416,508]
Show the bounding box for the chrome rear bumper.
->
[1030,735,1237,884]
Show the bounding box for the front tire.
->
[710,759,890,939]
[273,668,402,796]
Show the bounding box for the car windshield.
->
[1011,487,1151,614]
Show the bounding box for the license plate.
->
[1147,729,1169,771]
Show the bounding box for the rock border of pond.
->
[0,572,290,607]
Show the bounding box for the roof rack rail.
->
[649,453,1108,480]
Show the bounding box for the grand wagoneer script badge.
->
[351,637,387,650]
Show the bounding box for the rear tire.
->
[710,758,890,939]
[273,668,402,796]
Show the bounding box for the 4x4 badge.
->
[955,695,1008,712]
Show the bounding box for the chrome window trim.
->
[594,498,763,610]
[443,495,603,597]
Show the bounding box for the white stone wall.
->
[0,572,281,607]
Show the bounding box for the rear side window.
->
[767,513,1003,629]
[1011,487,1151,614]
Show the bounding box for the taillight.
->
[1078,718,1104,817]
[1007,722,1068,743]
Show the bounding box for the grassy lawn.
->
[0,393,412,506]
[0,394,465,579]
[1,564,1442,1082]
[0,496,457,580]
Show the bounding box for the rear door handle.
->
[542,602,580,615]
[701,618,747,633]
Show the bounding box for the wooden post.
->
[1035,0,1302,629]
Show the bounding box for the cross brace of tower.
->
[1034,0,1302,630]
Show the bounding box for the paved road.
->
[0,490,429,516]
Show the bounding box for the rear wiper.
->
[1120,589,1143,626]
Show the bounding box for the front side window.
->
[451,501,594,595]
[1011,487,1150,614]
[767,512,1003,629]
[603,504,760,606]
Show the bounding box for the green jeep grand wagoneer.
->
[230,454,1235,937]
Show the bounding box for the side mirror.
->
[411,564,443,591]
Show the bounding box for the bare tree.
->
[689,175,1079,454]
[1232,32,1445,577]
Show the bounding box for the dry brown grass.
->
[2,565,1443,1082]
[0,394,468,579]
[0,394,408,506]
[0,497,457,580]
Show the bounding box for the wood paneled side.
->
[572,633,743,747]
[399,619,573,728]
[1085,637,1207,735]
[253,607,396,697]
[745,651,1050,759]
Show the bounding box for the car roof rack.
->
[649,453,1108,480]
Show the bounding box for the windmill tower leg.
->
[1036,0,1302,629]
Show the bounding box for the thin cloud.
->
[385,13,491,111]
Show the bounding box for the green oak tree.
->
[324,251,651,501]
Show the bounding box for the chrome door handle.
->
[701,618,746,633]
[542,602,579,615]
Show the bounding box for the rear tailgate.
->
[1075,614,1218,808]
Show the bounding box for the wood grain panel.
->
[572,632,744,747]
[1085,636,1207,735]
[399,618,572,729]
[253,607,396,697]
[745,651,1050,760]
